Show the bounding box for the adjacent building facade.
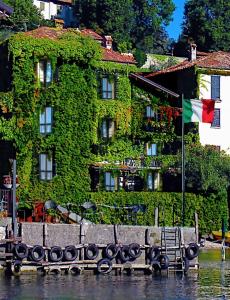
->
[33,0,76,27]
[145,48,230,154]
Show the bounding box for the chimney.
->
[190,43,197,61]
[103,36,113,50]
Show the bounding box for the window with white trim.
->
[102,76,115,99]
[37,60,52,86]
[211,108,220,128]
[146,143,157,156]
[146,106,155,118]
[39,107,53,134]
[101,119,115,139]
[39,153,53,181]
[104,172,116,191]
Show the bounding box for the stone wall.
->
[20,222,197,248]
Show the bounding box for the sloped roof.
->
[146,51,230,78]
[24,27,136,64]
[102,48,135,64]
[81,29,103,41]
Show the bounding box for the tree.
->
[75,0,175,53]
[181,0,230,52]
[184,144,230,195]
[1,0,43,32]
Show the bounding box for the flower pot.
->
[3,175,19,189]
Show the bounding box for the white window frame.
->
[39,153,53,181]
[40,107,53,134]
[37,60,52,86]
[102,76,115,99]
[146,143,157,156]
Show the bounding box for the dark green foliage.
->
[75,0,175,53]
[88,191,227,234]
[181,0,230,51]
[1,0,43,32]
[185,144,230,195]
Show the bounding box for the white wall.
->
[199,74,230,154]
[33,0,58,20]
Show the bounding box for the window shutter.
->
[211,108,220,127]
[211,75,220,99]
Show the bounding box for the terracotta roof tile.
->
[102,48,136,64]
[81,29,103,41]
[146,51,230,78]
[24,27,136,64]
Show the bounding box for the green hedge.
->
[86,191,228,234]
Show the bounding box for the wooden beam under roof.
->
[129,73,180,98]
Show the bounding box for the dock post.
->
[154,207,159,227]
[195,212,199,243]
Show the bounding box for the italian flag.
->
[183,99,215,123]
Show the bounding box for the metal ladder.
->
[161,227,184,271]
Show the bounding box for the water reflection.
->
[0,249,229,300]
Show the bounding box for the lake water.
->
[0,249,230,300]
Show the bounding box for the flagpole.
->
[182,94,185,227]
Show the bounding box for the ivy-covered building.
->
[1,26,225,230]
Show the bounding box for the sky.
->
[166,0,186,40]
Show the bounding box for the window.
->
[147,172,159,191]
[40,107,53,134]
[39,153,53,180]
[147,172,154,191]
[211,75,220,100]
[40,1,45,11]
[146,143,157,156]
[105,172,116,191]
[211,108,220,128]
[146,106,155,118]
[37,60,52,86]
[102,76,115,99]
[101,119,115,139]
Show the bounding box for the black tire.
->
[128,243,142,259]
[12,260,22,276]
[63,245,78,261]
[97,258,113,274]
[48,246,63,262]
[84,244,99,260]
[118,245,130,263]
[29,245,45,262]
[103,243,119,259]
[14,243,28,260]
[158,254,169,270]
[185,243,199,260]
[148,246,160,262]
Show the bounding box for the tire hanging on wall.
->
[63,245,78,261]
[118,245,130,263]
[14,243,29,260]
[128,243,142,259]
[29,245,45,262]
[48,246,63,262]
[97,258,113,274]
[103,243,119,260]
[157,254,169,270]
[185,243,199,260]
[84,244,99,260]
[148,246,160,262]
